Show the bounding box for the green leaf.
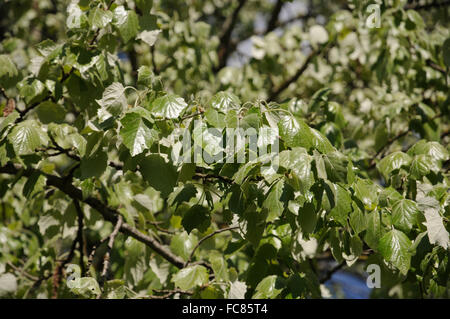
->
[232,161,259,184]
[48,123,86,157]
[137,30,161,46]
[418,196,450,249]
[210,91,240,111]
[298,201,317,235]
[36,101,66,124]
[391,199,420,233]
[137,66,153,86]
[150,94,188,119]
[349,205,366,234]
[172,265,209,290]
[192,121,224,156]
[66,2,84,29]
[243,207,267,247]
[120,111,157,156]
[252,275,284,299]
[228,184,246,215]
[124,238,148,285]
[310,127,334,154]
[80,149,107,179]
[443,38,450,68]
[0,55,18,87]
[228,281,247,299]
[204,107,225,128]
[278,148,313,192]
[114,6,139,43]
[377,151,412,180]
[278,114,311,150]
[139,154,177,198]
[18,78,47,104]
[410,154,435,179]
[407,140,448,162]
[323,151,348,183]
[182,204,211,234]
[0,274,17,297]
[170,184,197,208]
[88,7,113,29]
[136,0,154,14]
[96,82,127,121]
[170,231,198,261]
[354,178,379,210]
[23,171,46,198]
[210,254,230,282]
[328,184,352,227]
[70,277,101,297]
[378,229,412,275]
[406,10,424,29]
[263,179,284,222]
[8,120,47,155]
[364,210,384,250]
[313,151,327,180]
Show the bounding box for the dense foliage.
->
[0,0,449,299]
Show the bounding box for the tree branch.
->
[215,0,247,71]
[99,215,123,288]
[52,228,78,298]
[269,41,334,101]
[149,288,193,299]
[368,113,445,169]
[319,261,345,284]
[0,162,186,269]
[73,200,86,276]
[266,0,284,33]
[368,130,410,169]
[185,226,239,267]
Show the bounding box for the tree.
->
[0,0,449,299]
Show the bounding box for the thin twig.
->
[269,40,334,101]
[73,200,86,276]
[215,0,248,71]
[149,288,193,299]
[52,233,78,298]
[266,0,283,33]
[6,261,39,281]
[185,226,239,267]
[99,215,123,286]
[0,162,186,269]
[319,261,345,284]
[181,111,204,121]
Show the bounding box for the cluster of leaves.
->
[0,0,449,299]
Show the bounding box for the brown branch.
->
[368,130,410,169]
[99,215,123,288]
[215,0,247,71]
[0,162,186,269]
[1,87,9,100]
[150,45,160,75]
[426,59,447,75]
[181,110,204,121]
[6,261,39,281]
[149,288,193,299]
[73,200,86,276]
[147,221,176,235]
[52,230,78,298]
[266,0,284,33]
[185,226,239,267]
[319,261,345,284]
[269,41,334,101]
[368,113,445,169]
